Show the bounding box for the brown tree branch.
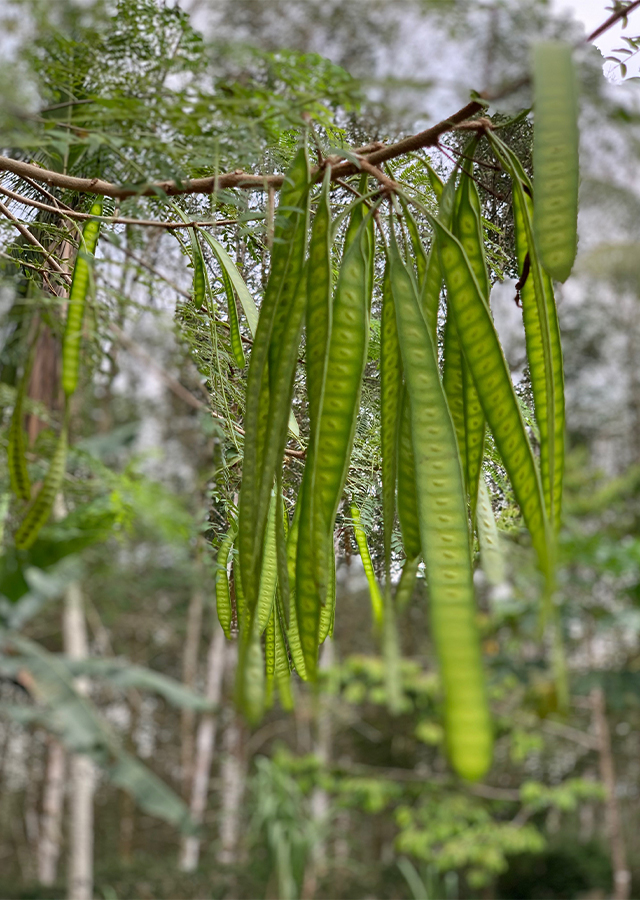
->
[0,101,485,202]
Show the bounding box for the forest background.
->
[1,1,640,899]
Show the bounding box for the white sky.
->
[552,0,640,79]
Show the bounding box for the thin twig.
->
[0,249,52,276]
[0,184,252,229]
[587,0,640,44]
[18,175,76,211]
[0,199,71,282]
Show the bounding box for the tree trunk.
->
[63,582,95,900]
[179,623,226,872]
[180,587,204,798]
[591,687,631,900]
[38,738,66,886]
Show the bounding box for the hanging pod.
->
[397,389,422,561]
[419,166,455,348]
[533,41,579,283]
[318,541,336,645]
[254,493,278,635]
[350,503,383,627]
[265,593,293,710]
[476,479,506,587]
[215,525,236,640]
[296,202,376,678]
[489,132,565,531]
[380,255,403,582]
[238,144,310,620]
[294,168,333,675]
[408,191,553,582]
[285,503,308,681]
[62,198,103,397]
[14,420,68,551]
[389,234,492,781]
[445,159,490,521]
[237,493,278,718]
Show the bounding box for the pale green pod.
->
[390,237,492,781]
[476,479,506,587]
[62,199,103,397]
[533,41,579,283]
[255,493,278,635]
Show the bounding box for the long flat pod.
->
[318,541,335,645]
[238,145,309,617]
[15,421,68,550]
[399,198,428,291]
[285,503,308,680]
[296,212,373,677]
[476,479,506,587]
[239,626,265,724]
[490,133,564,529]
[453,166,490,518]
[380,256,402,580]
[264,607,276,707]
[305,168,333,440]
[533,41,579,283]
[419,168,456,344]
[390,240,492,781]
[417,200,552,580]
[273,593,293,709]
[294,170,334,675]
[442,316,467,483]
[237,495,277,719]
[62,198,103,397]
[254,493,278,635]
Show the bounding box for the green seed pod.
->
[533,41,579,283]
[62,199,103,397]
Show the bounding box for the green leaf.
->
[1,634,194,833]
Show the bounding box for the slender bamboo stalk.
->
[37,740,66,886]
[179,624,226,872]
[591,687,631,900]
[63,582,95,900]
[180,588,204,798]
